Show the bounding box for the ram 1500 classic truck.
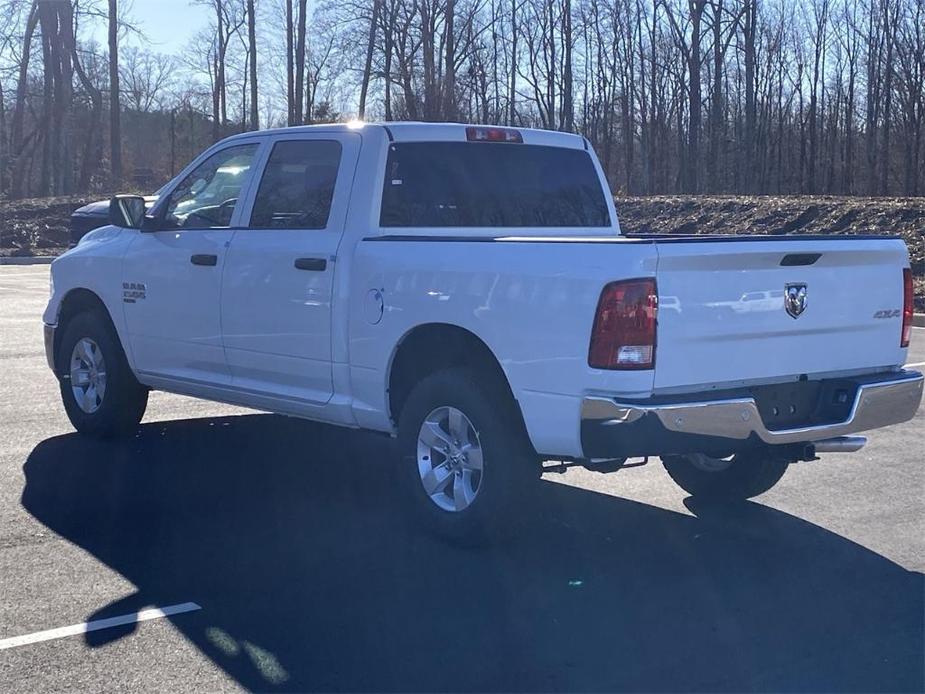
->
[43,122,922,540]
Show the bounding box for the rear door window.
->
[249,140,342,229]
[380,142,610,227]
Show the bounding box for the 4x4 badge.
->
[784,283,807,318]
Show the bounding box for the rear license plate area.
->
[750,379,858,431]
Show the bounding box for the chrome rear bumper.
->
[582,371,923,448]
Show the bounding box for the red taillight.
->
[465,126,523,143]
[902,268,913,348]
[589,279,658,370]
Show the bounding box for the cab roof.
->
[224,121,588,150]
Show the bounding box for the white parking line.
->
[0,602,201,650]
[905,361,925,368]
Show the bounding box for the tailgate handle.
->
[781,253,821,267]
[294,257,327,271]
[190,254,218,266]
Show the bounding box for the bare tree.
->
[294,0,308,123]
[108,0,121,185]
[36,0,75,195]
[120,48,173,112]
[73,43,103,191]
[2,0,924,199]
[664,0,708,192]
[9,1,39,198]
[358,0,381,119]
[895,0,924,194]
[247,0,258,129]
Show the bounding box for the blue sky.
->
[89,0,212,54]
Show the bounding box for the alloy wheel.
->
[416,406,484,512]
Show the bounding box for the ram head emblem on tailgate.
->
[784,283,808,318]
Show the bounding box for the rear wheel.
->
[57,311,148,438]
[661,450,790,502]
[397,367,538,544]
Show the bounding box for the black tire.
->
[661,450,790,502]
[396,366,538,544]
[57,310,148,438]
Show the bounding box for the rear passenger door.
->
[220,133,360,404]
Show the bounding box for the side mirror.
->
[109,195,147,229]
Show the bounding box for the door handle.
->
[294,257,327,271]
[190,254,218,266]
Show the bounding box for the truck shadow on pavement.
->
[21,413,925,692]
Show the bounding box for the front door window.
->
[162,144,259,229]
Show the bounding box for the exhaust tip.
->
[812,436,868,454]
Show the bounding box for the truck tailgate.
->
[653,237,909,392]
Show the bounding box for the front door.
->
[220,133,360,403]
[122,141,263,385]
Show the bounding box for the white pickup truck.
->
[43,122,922,540]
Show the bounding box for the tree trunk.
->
[687,0,705,193]
[743,0,756,193]
[294,0,308,123]
[383,1,393,120]
[444,0,456,120]
[547,0,556,129]
[561,0,573,131]
[879,0,897,195]
[0,80,6,196]
[216,0,227,131]
[170,108,176,175]
[420,0,436,119]
[358,0,381,119]
[247,0,259,129]
[37,0,75,195]
[844,12,856,194]
[211,51,220,141]
[188,102,195,161]
[72,45,103,192]
[509,0,517,124]
[108,0,122,184]
[10,3,39,198]
[807,0,828,195]
[708,0,723,191]
[286,0,294,124]
[864,3,881,194]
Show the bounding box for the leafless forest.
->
[0,0,923,200]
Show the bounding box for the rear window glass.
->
[380,142,610,228]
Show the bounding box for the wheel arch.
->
[386,323,527,438]
[53,288,122,374]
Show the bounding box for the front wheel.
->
[396,367,538,544]
[57,311,148,438]
[661,450,790,502]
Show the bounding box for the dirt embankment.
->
[2,193,924,308]
[616,195,925,310]
[0,195,97,258]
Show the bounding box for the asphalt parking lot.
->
[0,264,923,692]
